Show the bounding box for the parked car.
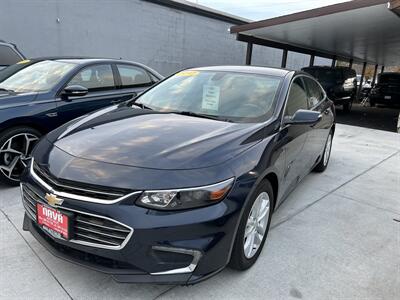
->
[302,66,357,112]
[0,40,25,70]
[369,72,400,107]
[0,58,163,184]
[21,66,335,284]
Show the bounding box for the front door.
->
[280,77,313,198]
[54,64,127,127]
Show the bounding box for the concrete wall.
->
[0,0,327,75]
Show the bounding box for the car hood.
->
[50,106,264,170]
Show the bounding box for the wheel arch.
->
[0,118,48,136]
[262,172,279,211]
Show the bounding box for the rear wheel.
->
[229,179,274,270]
[313,131,333,173]
[0,127,41,185]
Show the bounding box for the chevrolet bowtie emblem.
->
[45,193,64,206]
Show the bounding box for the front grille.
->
[22,183,133,249]
[32,162,128,201]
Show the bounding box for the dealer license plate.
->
[36,203,70,240]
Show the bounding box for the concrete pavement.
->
[0,124,399,300]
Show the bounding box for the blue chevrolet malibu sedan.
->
[21,66,335,284]
[0,58,162,184]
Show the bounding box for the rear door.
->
[54,63,123,127]
[280,76,312,196]
[303,76,333,169]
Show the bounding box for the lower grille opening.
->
[32,221,141,272]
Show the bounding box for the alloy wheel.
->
[243,191,270,259]
[0,133,39,182]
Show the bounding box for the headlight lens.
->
[136,178,234,210]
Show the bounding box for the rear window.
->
[303,68,342,82]
[379,74,400,85]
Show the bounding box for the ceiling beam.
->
[236,33,374,64]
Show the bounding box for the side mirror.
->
[284,109,322,126]
[62,85,88,98]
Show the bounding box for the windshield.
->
[305,68,342,82]
[0,60,75,93]
[135,70,282,123]
[379,74,400,85]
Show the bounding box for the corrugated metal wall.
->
[0,0,327,75]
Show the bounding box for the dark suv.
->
[369,72,400,107]
[0,40,25,70]
[302,66,357,112]
[0,58,162,185]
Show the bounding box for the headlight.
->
[136,178,234,210]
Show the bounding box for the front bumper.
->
[21,166,246,285]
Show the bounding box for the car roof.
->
[191,65,291,77]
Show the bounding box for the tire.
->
[343,101,352,113]
[229,179,274,271]
[0,127,41,185]
[313,130,333,173]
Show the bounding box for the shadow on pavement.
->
[336,103,400,132]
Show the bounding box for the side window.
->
[117,64,152,88]
[303,77,324,108]
[0,45,23,66]
[285,77,309,116]
[69,64,115,92]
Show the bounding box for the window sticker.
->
[17,59,30,64]
[202,84,220,111]
[176,70,199,77]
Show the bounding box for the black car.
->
[369,72,400,107]
[21,66,335,285]
[0,58,162,185]
[302,66,357,112]
[0,40,25,70]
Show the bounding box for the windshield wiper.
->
[173,111,232,122]
[0,88,15,93]
[132,102,153,110]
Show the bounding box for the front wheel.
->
[229,179,274,270]
[0,127,41,185]
[313,131,333,173]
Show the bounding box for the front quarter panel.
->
[0,92,58,133]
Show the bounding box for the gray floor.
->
[0,124,399,300]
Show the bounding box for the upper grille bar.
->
[30,159,142,205]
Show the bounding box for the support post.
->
[372,64,378,87]
[381,65,385,73]
[349,59,353,69]
[357,62,367,100]
[309,54,315,67]
[331,57,337,68]
[245,42,253,65]
[281,49,288,68]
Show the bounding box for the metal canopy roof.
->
[230,0,400,66]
